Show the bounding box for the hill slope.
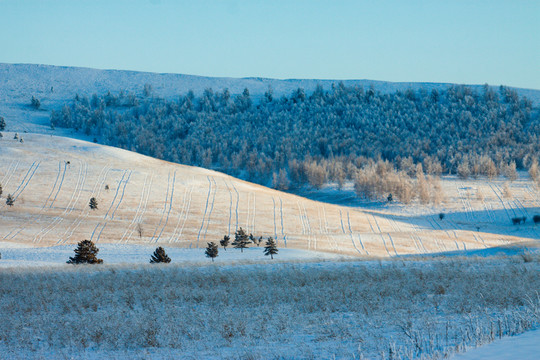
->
[1,133,538,257]
[1,63,539,135]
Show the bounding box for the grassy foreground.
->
[0,256,539,359]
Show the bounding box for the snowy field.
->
[0,255,538,359]
[0,243,353,268]
[1,133,539,259]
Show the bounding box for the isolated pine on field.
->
[0,183,3,198]
[263,237,278,259]
[220,235,230,250]
[150,247,171,263]
[0,116,5,131]
[205,242,218,262]
[67,240,103,264]
[232,227,250,252]
[6,194,14,207]
[89,197,98,210]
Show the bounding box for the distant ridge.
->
[1,63,539,105]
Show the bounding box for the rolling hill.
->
[1,132,538,257]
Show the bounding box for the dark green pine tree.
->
[89,197,98,210]
[263,237,278,259]
[150,247,171,263]
[220,235,230,250]
[6,194,14,207]
[249,233,255,244]
[205,242,219,262]
[0,183,3,198]
[0,116,6,131]
[232,227,250,253]
[67,240,103,264]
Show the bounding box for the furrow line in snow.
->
[48,162,67,208]
[223,179,233,236]
[202,176,217,242]
[196,176,212,247]
[153,170,176,243]
[232,182,240,232]
[110,170,132,220]
[279,197,286,247]
[347,211,363,255]
[272,197,278,240]
[150,171,172,244]
[104,170,128,220]
[65,164,112,243]
[177,182,194,245]
[124,172,154,243]
[168,186,188,244]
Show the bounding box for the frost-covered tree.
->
[6,194,14,207]
[67,240,103,264]
[232,227,250,252]
[205,242,218,262]
[263,237,278,259]
[31,96,40,109]
[89,197,98,210]
[220,235,230,250]
[150,247,171,263]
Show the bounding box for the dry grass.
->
[0,256,538,359]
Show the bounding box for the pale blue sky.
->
[1,0,539,89]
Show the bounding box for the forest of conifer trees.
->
[50,83,539,196]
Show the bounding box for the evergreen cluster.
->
[50,84,539,189]
[67,240,103,264]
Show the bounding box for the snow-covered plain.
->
[452,328,540,360]
[0,256,538,359]
[0,243,353,268]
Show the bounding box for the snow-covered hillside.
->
[1,63,539,135]
[0,132,539,257]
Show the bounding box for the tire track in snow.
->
[489,183,513,220]
[223,179,233,236]
[7,161,40,203]
[65,164,112,243]
[152,170,176,244]
[231,182,240,232]
[168,186,188,244]
[2,161,61,241]
[272,197,278,240]
[202,177,217,242]
[346,211,364,255]
[279,197,287,247]
[52,160,87,244]
[1,160,20,189]
[91,169,128,242]
[321,206,338,251]
[123,172,155,243]
[176,182,194,245]
[369,214,392,256]
[196,176,212,247]
[48,162,68,209]
[34,160,85,243]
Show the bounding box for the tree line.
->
[49,83,539,199]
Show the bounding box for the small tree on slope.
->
[263,237,278,260]
[6,194,14,207]
[150,247,171,263]
[0,183,3,198]
[205,242,219,262]
[67,240,103,264]
[89,197,98,210]
[232,227,250,253]
[220,235,230,250]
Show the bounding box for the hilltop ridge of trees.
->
[51,84,539,195]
